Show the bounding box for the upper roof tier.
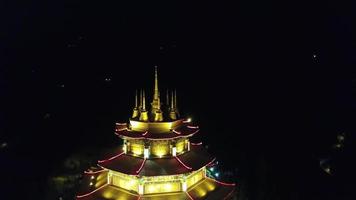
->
[131,66,180,122]
[115,119,199,139]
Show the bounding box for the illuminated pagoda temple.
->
[76,67,236,200]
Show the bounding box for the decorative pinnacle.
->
[154,66,159,100]
[174,90,177,109]
[139,89,143,109]
[171,91,174,110]
[135,90,138,108]
[166,89,169,106]
[142,90,146,111]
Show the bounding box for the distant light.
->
[105,78,111,82]
[210,167,214,172]
[0,142,7,149]
[89,182,93,186]
[91,176,95,180]
[215,172,219,177]
[313,54,317,58]
[187,118,192,122]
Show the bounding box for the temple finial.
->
[154,66,159,100]
[135,90,138,108]
[151,66,161,116]
[169,91,177,120]
[166,89,169,106]
[139,89,149,121]
[171,91,174,110]
[132,90,139,118]
[142,90,146,111]
[174,90,177,109]
[139,89,143,110]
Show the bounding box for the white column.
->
[172,147,177,157]
[144,147,149,158]
[139,183,144,195]
[182,180,187,191]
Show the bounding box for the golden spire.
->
[131,90,139,118]
[135,90,138,108]
[139,89,143,110]
[142,90,146,111]
[151,66,162,121]
[169,90,177,120]
[174,89,179,116]
[171,91,174,110]
[154,66,159,100]
[174,90,177,109]
[139,90,148,121]
[166,89,169,106]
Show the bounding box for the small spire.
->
[154,66,159,100]
[174,90,177,109]
[132,90,139,119]
[142,90,146,111]
[135,90,138,108]
[169,90,177,120]
[171,91,174,110]
[166,89,169,106]
[139,89,143,110]
[139,89,149,121]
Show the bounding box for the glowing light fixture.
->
[139,184,144,195]
[172,147,177,156]
[182,181,187,191]
[144,148,149,158]
[91,176,95,180]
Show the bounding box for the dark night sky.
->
[1,1,356,200]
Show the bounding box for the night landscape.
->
[1,1,356,200]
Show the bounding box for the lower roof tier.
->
[77,177,236,200]
[98,145,214,176]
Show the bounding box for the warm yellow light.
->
[139,184,144,195]
[182,181,187,191]
[111,171,139,192]
[144,181,181,194]
[144,148,149,158]
[91,176,95,180]
[103,190,114,198]
[129,120,182,133]
[89,182,93,186]
[151,141,169,157]
[123,144,127,153]
[176,139,186,154]
[187,118,192,122]
[187,168,205,188]
[129,142,144,156]
[172,147,177,157]
[130,120,144,130]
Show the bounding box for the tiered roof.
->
[115,121,200,140]
[98,145,214,176]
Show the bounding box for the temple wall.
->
[144,181,181,194]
